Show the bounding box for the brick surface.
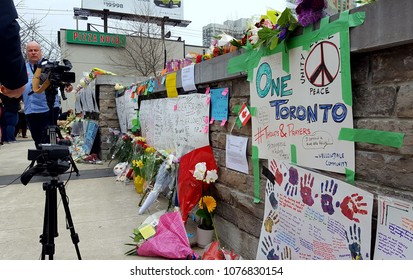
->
[352,86,397,117]
[395,84,413,117]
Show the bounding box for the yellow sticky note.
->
[166,72,178,98]
[139,224,156,239]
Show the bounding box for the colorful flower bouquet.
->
[230,8,299,51]
[131,137,164,194]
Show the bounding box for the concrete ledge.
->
[349,0,413,52]
[95,75,138,86]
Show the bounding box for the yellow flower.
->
[198,196,216,213]
[145,147,156,153]
[137,160,144,168]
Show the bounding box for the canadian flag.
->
[238,103,251,126]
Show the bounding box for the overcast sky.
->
[15,0,290,46]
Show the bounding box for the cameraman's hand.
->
[0,84,25,98]
[64,84,73,93]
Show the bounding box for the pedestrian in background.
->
[0,91,21,143]
[15,100,28,138]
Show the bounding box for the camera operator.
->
[22,41,68,149]
[0,0,28,98]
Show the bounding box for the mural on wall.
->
[256,158,373,260]
[374,196,413,260]
[139,94,210,157]
[250,32,354,174]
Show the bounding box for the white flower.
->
[248,26,261,44]
[193,162,207,181]
[205,169,218,184]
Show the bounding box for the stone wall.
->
[94,1,413,260]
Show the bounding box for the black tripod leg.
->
[58,182,82,260]
[40,182,58,260]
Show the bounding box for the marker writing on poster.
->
[269,99,347,123]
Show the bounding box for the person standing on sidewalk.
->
[22,41,60,148]
[15,100,28,138]
[0,91,20,143]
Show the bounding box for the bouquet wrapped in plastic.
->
[138,155,177,214]
[137,211,198,259]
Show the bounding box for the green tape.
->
[349,11,366,27]
[252,145,261,203]
[339,128,405,148]
[232,105,241,114]
[290,144,297,165]
[282,45,290,73]
[235,117,243,129]
[227,52,250,74]
[340,29,352,106]
[345,168,355,185]
[249,106,257,116]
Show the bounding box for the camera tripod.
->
[40,177,81,260]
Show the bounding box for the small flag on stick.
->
[236,103,251,128]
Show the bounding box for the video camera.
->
[32,58,76,102]
[39,59,76,87]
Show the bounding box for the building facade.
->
[202,18,249,47]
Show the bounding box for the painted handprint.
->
[345,223,363,260]
[300,173,315,206]
[284,166,298,196]
[270,159,284,187]
[320,179,338,215]
[264,210,280,233]
[261,235,280,260]
[265,178,279,210]
[340,193,368,223]
[281,246,292,260]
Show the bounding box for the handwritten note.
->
[226,135,249,174]
[210,88,229,121]
[374,196,413,259]
[139,94,210,157]
[181,64,197,92]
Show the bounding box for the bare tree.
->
[15,1,62,61]
[107,2,166,77]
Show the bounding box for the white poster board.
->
[374,195,413,259]
[250,33,354,174]
[139,94,209,157]
[256,159,373,260]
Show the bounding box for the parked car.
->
[154,0,181,8]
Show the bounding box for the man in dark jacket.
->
[0,0,28,98]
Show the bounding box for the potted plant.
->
[196,195,217,248]
[192,162,219,248]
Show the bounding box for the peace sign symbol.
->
[305,41,340,87]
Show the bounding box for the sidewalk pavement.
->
[0,137,201,260]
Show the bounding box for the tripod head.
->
[21,144,73,185]
[21,126,79,185]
